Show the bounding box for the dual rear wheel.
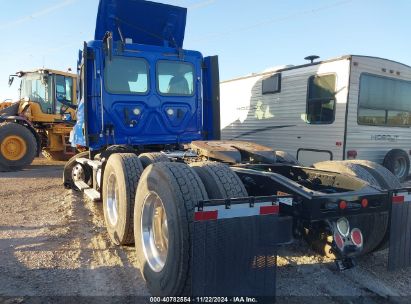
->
[101,153,247,295]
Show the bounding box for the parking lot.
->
[0,158,410,303]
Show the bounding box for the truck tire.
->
[63,151,91,189]
[346,160,401,251]
[312,160,388,254]
[345,160,401,190]
[134,162,208,296]
[275,150,300,165]
[313,161,379,186]
[42,150,71,161]
[190,161,248,199]
[0,122,37,172]
[383,149,410,182]
[103,153,144,245]
[138,152,169,168]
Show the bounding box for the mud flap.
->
[191,197,293,297]
[388,190,411,270]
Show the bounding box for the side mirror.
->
[8,76,14,87]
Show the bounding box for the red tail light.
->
[334,232,344,250]
[351,228,363,247]
[347,150,357,159]
[339,200,347,210]
[361,198,368,208]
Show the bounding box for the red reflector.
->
[361,198,368,208]
[339,200,347,210]
[194,210,218,221]
[347,150,357,159]
[351,228,363,247]
[392,195,405,204]
[334,232,344,250]
[260,205,279,215]
[336,141,342,147]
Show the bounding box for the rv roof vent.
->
[304,55,320,64]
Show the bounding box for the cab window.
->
[157,61,194,96]
[104,57,149,94]
[20,73,53,113]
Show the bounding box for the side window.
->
[306,74,336,124]
[65,77,73,102]
[358,74,411,127]
[56,75,66,102]
[55,75,74,113]
[157,61,194,96]
[262,73,281,94]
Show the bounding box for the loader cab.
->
[14,70,76,116]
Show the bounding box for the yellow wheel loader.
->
[0,69,77,171]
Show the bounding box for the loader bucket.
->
[388,190,411,270]
[191,196,293,298]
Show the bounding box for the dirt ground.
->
[0,158,410,303]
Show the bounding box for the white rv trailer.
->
[220,55,411,181]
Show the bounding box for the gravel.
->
[0,158,410,302]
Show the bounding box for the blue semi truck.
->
[63,0,411,297]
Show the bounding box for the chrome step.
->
[84,188,101,202]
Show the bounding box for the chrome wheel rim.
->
[72,163,85,182]
[141,192,169,272]
[394,157,407,178]
[106,173,119,226]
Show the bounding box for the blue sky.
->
[1,0,410,101]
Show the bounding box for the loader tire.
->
[134,162,208,296]
[312,160,388,254]
[63,151,91,189]
[42,150,71,161]
[275,150,300,165]
[138,152,169,168]
[103,153,143,245]
[190,161,248,199]
[0,122,37,172]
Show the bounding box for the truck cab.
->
[72,0,219,150]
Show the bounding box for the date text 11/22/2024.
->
[149,297,259,303]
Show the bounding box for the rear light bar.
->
[194,200,279,222]
[324,198,371,210]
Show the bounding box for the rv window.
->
[262,73,281,94]
[306,74,336,124]
[358,74,411,127]
[104,57,149,94]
